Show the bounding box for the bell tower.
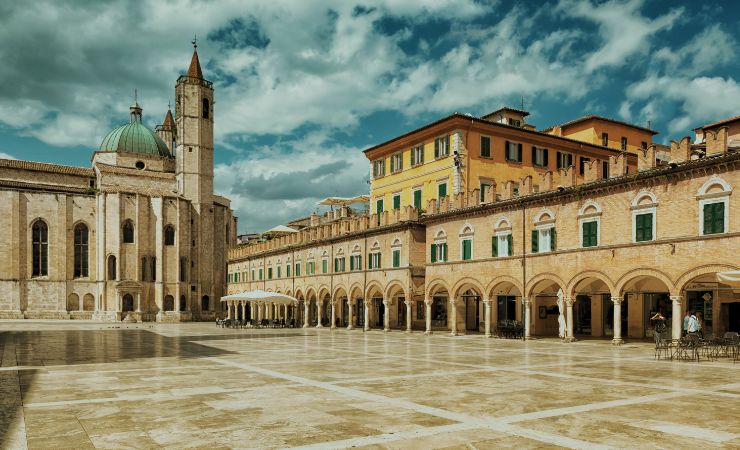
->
[175,39,214,204]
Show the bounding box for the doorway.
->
[463,291,480,331]
[122,294,134,312]
[575,295,591,335]
[373,297,384,327]
[397,296,406,329]
[725,302,740,332]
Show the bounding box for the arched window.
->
[122,220,135,244]
[164,295,174,311]
[73,223,88,278]
[107,255,117,280]
[122,294,134,312]
[164,225,175,246]
[202,98,210,119]
[32,220,48,277]
[180,295,187,312]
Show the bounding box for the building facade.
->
[365,109,652,217]
[0,47,236,322]
[228,136,740,341]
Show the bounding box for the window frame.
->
[434,134,450,159]
[373,159,385,178]
[633,210,656,242]
[31,220,49,277]
[532,146,548,168]
[73,222,89,278]
[411,144,424,166]
[480,135,491,158]
[700,198,728,235]
[390,152,403,173]
[579,218,600,248]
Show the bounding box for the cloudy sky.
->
[0,0,738,233]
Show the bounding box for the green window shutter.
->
[413,190,422,209]
[551,228,557,250]
[438,183,447,198]
[393,195,400,210]
[393,250,400,268]
[442,243,448,261]
[583,222,597,247]
[359,255,363,270]
[711,203,724,234]
[445,135,450,155]
[277,267,281,278]
[431,244,437,263]
[462,240,471,260]
[350,256,354,271]
[531,230,538,253]
[703,203,713,234]
[492,235,498,257]
[507,234,513,256]
[376,199,383,214]
[434,138,440,158]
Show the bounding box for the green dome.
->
[99,122,172,158]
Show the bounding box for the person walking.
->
[687,311,699,335]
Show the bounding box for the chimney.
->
[608,153,627,178]
[670,136,692,163]
[637,145,657,172]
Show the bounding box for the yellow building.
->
[364,108,647,214]
[541,114,657,153]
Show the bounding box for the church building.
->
[0,46,236,322]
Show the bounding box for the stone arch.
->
[486,275,524,298]
[674,264,739,294]
[67,293,80,311]
[434,228,447,239]
[452,277,486,298]
[494,216,512,229]
[332,284,348,299]
[525,272,566,298]
[391,236,402,246]
[305,287,317,301]
[566,270,617,298]
[534,208,556,223]
[83,293,94,311]
[697,175,732,196]
[578,200,602,216]
[384,280,407,299]
[365,280,384,299]
[426,279,451,298]
[317,285,330,300]
[458,222,475,235]
[615,268,675,296]
[294,288,305,300]
[348,283,363,299]
[631,190,658,208]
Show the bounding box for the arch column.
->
[227,301,232,320]
[565,297,576,342]
[347,299,355,330]
[670,295,683,340]
[136,293,141,313]
[611,297,623,345]
[383,299,390,332]
[449,298,459,336]
[363,299,370,331]
[316,299,323,328]
[424,298,432,335]
[404,299,412,333]
[522,297,531,340]
[483,298,492,338]
[242,302,247,322]
[301,301,308,327]
[330,300,336,329]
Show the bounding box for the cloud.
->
[627,75,740,134]
[556,0,683,72]
[0,152,16,160]
[214,131,369,232]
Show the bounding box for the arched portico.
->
[567,271,616,339]
[452,278,486,336]
[617,269,674,341]
[425,280,451,335]
[487,277,524,338]
[365,283,385,331]
[526,274,566,340]
[385,281,411,332]
[676,264,740,337]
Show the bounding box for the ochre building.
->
[0,47,236,322]
[228,125,739,342]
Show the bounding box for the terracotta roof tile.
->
[0,179,92,195]
[162,109,175,128]
[0,158,94,176]
[187,49,203,79]
[541,114,658,135]
[702,115,740,130]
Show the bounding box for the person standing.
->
[683,311,691,337]
[687,311,699,335]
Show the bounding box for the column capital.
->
[482,298,492,305]
[670,295,683,304]
[522,297,532,306]
[448,297,459,305]
[404,299,412,307]
[565,297,575,306]
[611,296,623,305]
[424,298,433,305]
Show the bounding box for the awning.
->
[318,195,369,206]
[717,271,740,288]
[262,225,298,235]
[221,290,298,305]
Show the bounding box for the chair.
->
[654,332,672,360]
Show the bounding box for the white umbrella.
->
[717,270,740,288]
[221,290,298,305]
[556,288,566,339]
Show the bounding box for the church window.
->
[135,161,145,170]
[202,98,210,119]
[180,257,187,282]
[164,225,175,245]
[141,257,147,281]
[122,220,135,244]
[107,255,117,280]
[73,223,89,278]
[32,220,48,277]
[151,256,156,281]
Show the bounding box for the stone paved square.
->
[1,322,739,449]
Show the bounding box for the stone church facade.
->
[0,47,236,322]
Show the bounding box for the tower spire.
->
[187,37,203,79]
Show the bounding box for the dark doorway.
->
[432,296,447,327]
[164,295,174,311]
[373,297,384,327]
[342,299,349,327]
[397,296,406,329]
[201,295,210,311]
[724,302,740,333]
[356,299,365,327]
[575,295,591,335]
[122,294,134,312]
[180,295,187,312]
[497,295,517,321]
[464,291,480,331]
